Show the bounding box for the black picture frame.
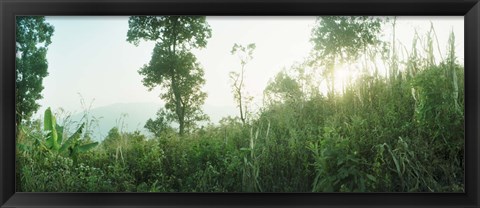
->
[1,0,479,207]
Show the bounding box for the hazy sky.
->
[37,16,464,118]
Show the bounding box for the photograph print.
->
[15,16,464,192]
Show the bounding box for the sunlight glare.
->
[333,65,355,94]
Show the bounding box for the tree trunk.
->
[170,18,185,136]
[171,74,185,135]
[238,88,245,125]
[239,64,246,125]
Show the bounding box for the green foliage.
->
[17,16,463,193]
[144,109,174,138]
[43,108,60,150]
[264,69,303,104]
[16,16,54,127]
[310,16,384,96]
[42,108,99,163]
[127,16,212,135]
[311,16,383,62]
[308,126,362,192]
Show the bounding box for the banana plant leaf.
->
[44,108,59,150]
[56,124,64,146]
[43,108,55,131]
[75,142,99,153]
[59,123,85,154]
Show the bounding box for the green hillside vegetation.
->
[16,16,464,192]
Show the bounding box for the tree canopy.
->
[16,16,54,128]
[127,16,212,135]
[310,16,384,96]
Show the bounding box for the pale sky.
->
[36,16,464,119]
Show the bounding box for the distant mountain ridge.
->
[69,102,237,141]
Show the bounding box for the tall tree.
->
[127,16,211,135]
[16,16,54,129]
[310,16,383,97]
[264,69,303,105]
[229,43,255,125]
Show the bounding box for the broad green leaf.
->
[76,142,98,153]
[51,129,59,150]
[56,124,64,145]
[45,131,58,150]
[59,123,84,153]
[43,108,55,131]
[44,108,59,150]
[366,174,376,182]
[45,132,54,149]
[59,136,75,154]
